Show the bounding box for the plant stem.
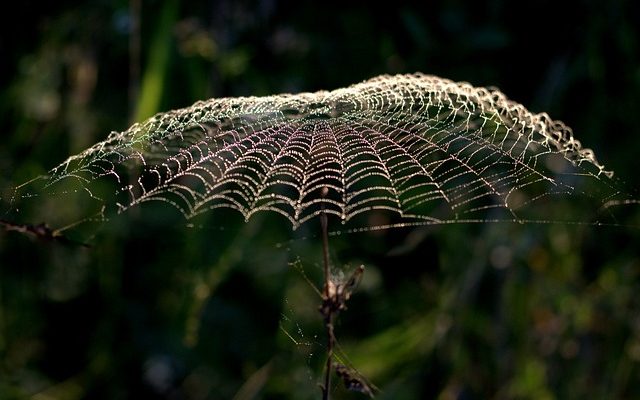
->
[321,210,330,299]
[320,209,333,400]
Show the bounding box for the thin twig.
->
[0,219,90,248]
[323,307,334,400]
[320,187,333,400]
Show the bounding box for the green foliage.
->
[134,0,178,122]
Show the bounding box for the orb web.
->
[4,73,625,234]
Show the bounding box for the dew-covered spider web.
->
[1,73,632,239]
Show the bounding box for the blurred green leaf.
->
[134,0,178,122]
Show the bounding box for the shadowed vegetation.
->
[1,1,639,399]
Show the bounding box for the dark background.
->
[1,0,639,399]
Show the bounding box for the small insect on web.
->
[334,362,375,398]
[320,264,365,316]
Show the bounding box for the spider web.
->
[2,73,629,236]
